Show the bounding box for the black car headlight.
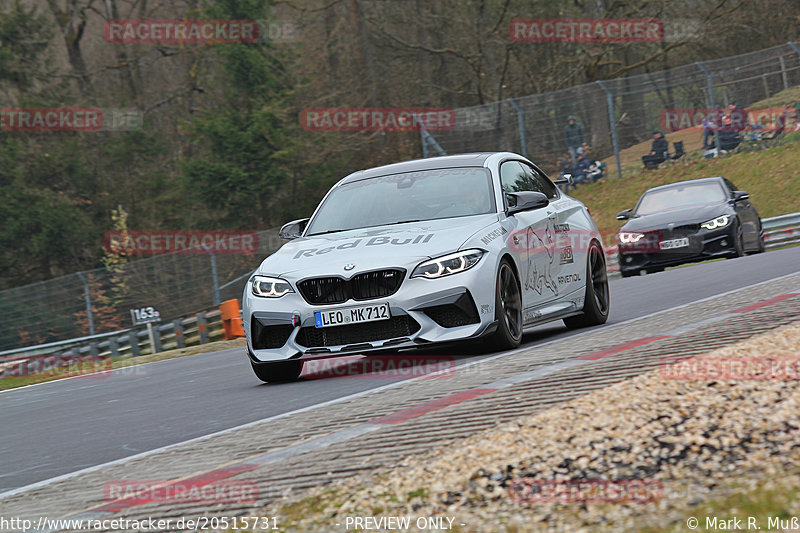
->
[618,232,645,244]
[251,275,294,298]
[411,249,484,279]
[700,215,730,230]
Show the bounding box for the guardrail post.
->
[173,319,185,349]
[507,98,527,158]
[778,55,789,91]
[147,322,162,354]
[595,81,622,179]
[197,313,209,344]
[89,342,99,356]
[129,331,141,357]
[108,336,119,358]
[75,272,95,336]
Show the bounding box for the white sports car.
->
[244,152,609,382]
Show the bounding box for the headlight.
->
[700,215,730,230]
[618,232,645,244]
[411,249,484,279]
[251,275,294,298]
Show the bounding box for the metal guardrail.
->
[605,212,800,273]
[0,308,228,370]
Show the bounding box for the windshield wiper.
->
[306,228,351,236]
[308,220,423,236]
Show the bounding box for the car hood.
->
[259,214,499,278]
[621,202,731,231]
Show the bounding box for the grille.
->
[295,315,420,348]
[251,318,293,349]
[423,292,480,328]
[297,269,405,305]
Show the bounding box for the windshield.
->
[634,181,728,216]
[305,167,495,235]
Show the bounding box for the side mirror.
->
[616,209,632,221]
[733,191,750,202]
[553,174,573,185]
[279,218,309,240]
[507,191,549,215]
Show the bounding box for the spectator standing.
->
[564,115,585,165]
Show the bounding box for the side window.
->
[723,178,738,196]
[500,161,533,194]
[500,161,533,207]
[522,163,559,200]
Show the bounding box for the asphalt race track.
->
[1,247,799,495]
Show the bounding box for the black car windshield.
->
[634,181,728,216]
[305,167,495,235]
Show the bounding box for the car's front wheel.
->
[485,259,523,350]
[250,358,304,383]
[564,241,610,329]
[727,221,745,258]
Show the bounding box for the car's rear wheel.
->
[564,242,610,329]
[748,223,766,254]
[250,358,303,383]
[486,259,522,350]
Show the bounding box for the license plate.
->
[314,303,390,328]
[660,237,690,250]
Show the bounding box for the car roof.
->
[644,176,725,193]
[339,153,497,185]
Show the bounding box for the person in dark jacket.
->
[572,154,591,185]
[642,130,669,168]
[564,115,585,165]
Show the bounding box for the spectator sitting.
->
[717,117,741,150]
[642,130,669,168]
[572,154,591,185]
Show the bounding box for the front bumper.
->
[243,260,498,362]
[618,225,737,274]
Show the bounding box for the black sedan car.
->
[616,176,764,277]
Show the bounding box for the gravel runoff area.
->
[264,322,800,532]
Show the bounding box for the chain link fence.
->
[4,43,800,352]
[422,42,800,176]
[0,229,284,352]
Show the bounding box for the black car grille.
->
[297,269,405,305]
[295,315,420,348]
[251,318,293,349]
